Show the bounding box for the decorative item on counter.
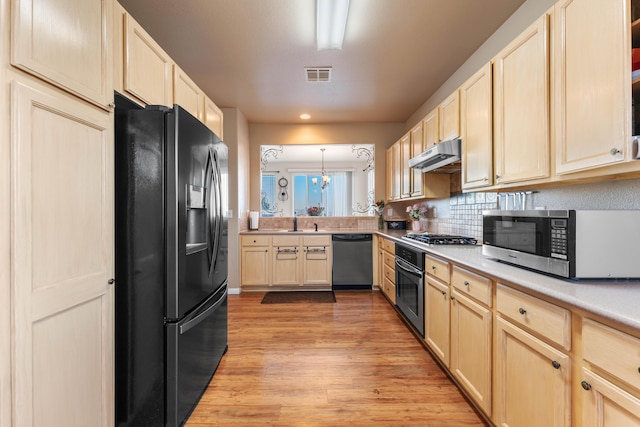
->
[307,206,324,216]
[373,199,385,229]
[406,204,427,231]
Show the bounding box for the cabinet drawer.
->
[383,264,395,284]
[583,319,640,393]
[452,266,492,307]
[382,238,395,253]
[425,254,450,283]
[384,277,396,304]
[383,251,395,270]
[241,235,271,246]
[496,284,571,351]
[272,235,300,247]
[303,235,331,246]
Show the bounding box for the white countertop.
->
[385,232,640,331]
[240,228,640,330]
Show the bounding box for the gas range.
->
[402,232,478,246]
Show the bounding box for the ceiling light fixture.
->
[300,114,311,120]
[316,0,350,50]
[311,148,331,190]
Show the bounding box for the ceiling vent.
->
[305,67,332,82]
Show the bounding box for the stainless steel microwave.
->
[482,210,640,279]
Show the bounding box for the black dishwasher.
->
[331,234,373,290]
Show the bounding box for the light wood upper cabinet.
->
[204,96,224,139]
[553,0,629,174]
[409,123,424,197]
[174,64,204,120]
[460,63,493,190]
[493,14,550,185]
[423,108,439,148]
[11,78,114,426]
[11,0,113,109]
[439,90,460,142]
[123,13,173,106]
[400,133,411,198]
[386,142,401,201]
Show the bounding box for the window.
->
[292,172,352,216]
[261,174,277,216]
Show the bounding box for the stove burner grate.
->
[402,233,477,246]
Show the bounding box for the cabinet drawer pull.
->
[108,278,115,285]
[441,291,446,296]
[450,296,455,301]
[552,360,561,369]
[581,380,591,391]
[464,280,470,287]
[610,147,621,156]
[518,307,526,315]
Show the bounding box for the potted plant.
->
[406,204,427,231]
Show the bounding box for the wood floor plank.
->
[185,291,488,426]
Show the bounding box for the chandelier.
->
[311,148,330,190]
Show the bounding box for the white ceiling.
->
[119,0,526,124]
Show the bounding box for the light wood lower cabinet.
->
[580,368,640,427]
[380,238,395,303]
[425,277,450,367]
[302,236,331,286]
[450,290,492,416]
[240,235,271,286]
[494,317,571,427]
[240,234,331,288]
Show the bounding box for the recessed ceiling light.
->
[300,114,311,120]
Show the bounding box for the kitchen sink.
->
[278,229,327,233]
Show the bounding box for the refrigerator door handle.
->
[179,286,228,335]
[207,147,223,277]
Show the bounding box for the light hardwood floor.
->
[186,291,488,426]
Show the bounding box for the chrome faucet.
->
[293,214,297,231]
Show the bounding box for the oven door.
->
[395,258,424,337]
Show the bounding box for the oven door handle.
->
[395,258,423,277]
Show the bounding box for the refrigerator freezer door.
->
[165,284,228,426]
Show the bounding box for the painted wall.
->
[248,122,405,215]
[222,108,250,292]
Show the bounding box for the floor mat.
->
[260,291,336,304]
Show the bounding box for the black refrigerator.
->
[114,92,228,427]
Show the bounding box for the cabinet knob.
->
[432,265,436,270]
[441,291,446,296]
[464,281,470,287]
[108,102,116,109]
[495,174,501,180]
[450,295,455,301]
[581,380,591,391]
[610,147,621,156]
[518,307,526,315]
[108,278,115,285]
[551,360,561,369]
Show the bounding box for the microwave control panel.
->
[550,218,568,259]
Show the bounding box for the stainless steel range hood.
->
[408,138,461,173]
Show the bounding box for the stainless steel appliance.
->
[403,232,478,246]
[408,138,461,173]
[114,93,228,426]
[483,210,640,279]
[395,243,425,337]
[332,234,373,290]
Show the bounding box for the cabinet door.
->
[387,143,401,201]
[461,63,493,190]
[494,317,571,427]
[425,277,450,367]
[11,0,113,109]
[400,133,411,198]
[241,247,270,286]
[554,0,628,174]
[450,291,492,416]
[11,79,114,426]
[204,96,224,139]
[385,147,393,201]
[303,246,331,286]
[123,13,173,106]
[173,64,203,119]
[409,123,424,197]
[581,369,640,427]
[493,14,550,185]
[439,90,460,141]
[423,108,439,147]
[272,247,301,286]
